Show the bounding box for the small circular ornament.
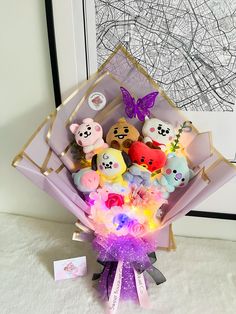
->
[88,92,106,111]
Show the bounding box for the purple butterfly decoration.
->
[120,87,158,122]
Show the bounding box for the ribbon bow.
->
[93,252,166,313]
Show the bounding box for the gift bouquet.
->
[12,46,236,313]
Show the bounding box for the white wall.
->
[0,0,74,222]
[173,216,236,241]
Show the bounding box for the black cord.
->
[186,210,236,220]
[45,0,62,107]
[82,0,89,79]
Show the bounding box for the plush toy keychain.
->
[142,117,175,150]
[154,153,195,198]
[91,148,132,186]
[106,117,140,153]
[72,167,100,193]
[70,118,108,160]
[128,141,166,172]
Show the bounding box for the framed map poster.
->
[45,0,236,222]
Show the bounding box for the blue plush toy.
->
[154,153,195,198]
[123,164,152,187]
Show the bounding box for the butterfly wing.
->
[120,87,136,119]
[136,91,159,121]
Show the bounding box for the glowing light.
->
[124,195,131,203]
[88,180,166,238]
[143,208,153,217]
[131,205,138,212]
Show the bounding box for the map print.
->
[94,0,236,111]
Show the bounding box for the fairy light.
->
[149,218,161,230]
[88,181,166,237]
[143,208,153,217]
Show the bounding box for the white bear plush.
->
[142,117,175,150]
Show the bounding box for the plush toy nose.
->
[140,164,148,169]
[175,173,182,180]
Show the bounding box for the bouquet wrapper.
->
[12,46,236,310]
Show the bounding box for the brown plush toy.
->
[106,117,140,153]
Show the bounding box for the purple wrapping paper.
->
[12,45,236,249]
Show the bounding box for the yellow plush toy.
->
[106,117,140,153]
[91,148,132,186]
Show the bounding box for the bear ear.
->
[82,118,93,124]
[91,154,98,170]
[70,124,80,134]
[121,151,132,168]
[144,116,150,121]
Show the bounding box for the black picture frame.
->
[45,0,61,107]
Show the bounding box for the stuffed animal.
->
[72,168,100,193]
[106,117,140,153]
[142,117,175,150]
[154,153,195,198]
[91,148,132,186]
[128,141,166,172]
[123,164,152,186]
[70,118,108,160]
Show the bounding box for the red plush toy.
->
[128,141,167,172]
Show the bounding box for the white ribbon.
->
[134,267,150,309]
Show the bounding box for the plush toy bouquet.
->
[12,46,236,313]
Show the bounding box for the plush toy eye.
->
[157,126,162,130]
[114,130,118,134]
[124,127,129,133]
[173,170,177,173]
[140,157,145,162]
[79,133,83,136]
[166,130,169,134]
[148,160,153,165]
[87,126,91,130]
[102,162,105,165]
[182,178,185,181]
[109,161,112,165]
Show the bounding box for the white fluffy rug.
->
[0,213,235,314]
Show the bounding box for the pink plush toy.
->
[70,118,108,160]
